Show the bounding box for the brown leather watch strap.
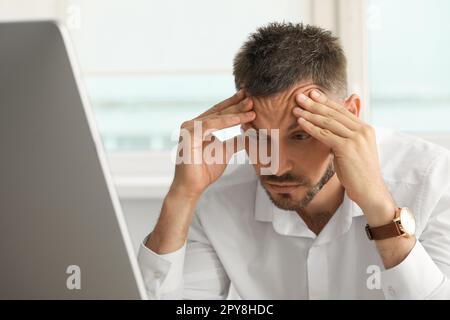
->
[365,220,403,240]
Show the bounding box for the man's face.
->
[241,81,341,211]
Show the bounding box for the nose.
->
[268,141,293,176]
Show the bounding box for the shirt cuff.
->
[381,239,445,299]
[137,236,186,298]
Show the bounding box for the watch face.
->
[400,207,416,235]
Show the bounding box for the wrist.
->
[168,181,203,203]
[147,187,200,254]
[361,197,397,228]
[162,184,200,222]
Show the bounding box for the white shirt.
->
[137,126,450,299]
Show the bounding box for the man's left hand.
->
[293,89,396,227]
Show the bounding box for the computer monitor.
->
[0,20,147,299]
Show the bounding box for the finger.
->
[293,107,353,138]
[202,111,256,134]
[308,89,360,122]
[197,89,246,118]
[297,116,344,149]
[202,96,253,121]
[295,93,360,131]
[217,96,254,116]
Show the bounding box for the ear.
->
[344,94,361,118]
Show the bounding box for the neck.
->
[296,174,345,235]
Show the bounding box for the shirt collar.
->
[254,179,365,243]
[254,179,275,222]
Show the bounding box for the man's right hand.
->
[145,90,255,254]
[171,89,255,198]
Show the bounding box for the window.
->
[57,0,314,197]
[65,0,312,152]
[367,0,450,132]
[87,74,235,151]
[11,1,447,197]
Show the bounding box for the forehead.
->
[250,82,323,130]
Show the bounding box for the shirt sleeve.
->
[137,212,231,300]
[380,239,449,299]
[137,236,186,299]
[381,152,450,299]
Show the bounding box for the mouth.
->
[265,182,302,194]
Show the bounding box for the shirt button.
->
[388,286,396,298]
[154,271,162,279]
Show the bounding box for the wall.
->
[120,198,162,253]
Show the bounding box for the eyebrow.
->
[247,121,304,134]
[287,121,300,132]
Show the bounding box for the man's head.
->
[233,22,347,98]
[233,22,359,212]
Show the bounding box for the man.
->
[137,22,450,299]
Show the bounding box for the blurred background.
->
[1,0,450,251]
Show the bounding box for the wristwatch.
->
[365,207,416,240]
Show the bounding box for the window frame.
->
[340,0,450,149]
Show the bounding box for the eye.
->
[292,132,311,140]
